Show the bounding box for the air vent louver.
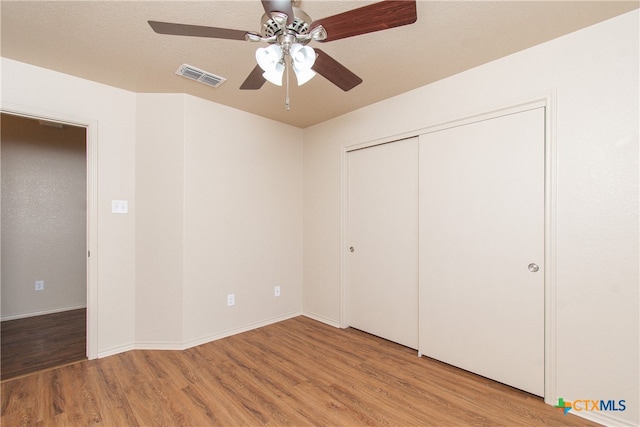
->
[175,64,226,88]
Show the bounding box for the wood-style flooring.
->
[1,316,598,426]
[1,309,86,381]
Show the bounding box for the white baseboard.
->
[134,341,185,351]
[97,343,136,359]
[1,304,87,322]
[94,312,304,358]
[180,310,303,350]
[302,310,341,328]
[97,312,339,360]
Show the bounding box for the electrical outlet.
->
[35,280,44,291]
[274,286,281,297]
[227,293,235,307]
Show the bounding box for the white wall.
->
[1,114,86,319]
[2,59,304,355]
[1,58,137,357]
[2,58,304,356]
[182,95,304,345]
[135,93,304,348]
[135,94,185,346]
[303,10,639,426]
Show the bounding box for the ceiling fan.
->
[149,0,417,96]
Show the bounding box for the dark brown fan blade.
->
[148,21,250,41]
[240,65,267,90]
[312,49,362,92]
[261,0,294,25]
[311,0,417,42]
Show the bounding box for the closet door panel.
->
[348,137,419,349]
[419,108,545,396]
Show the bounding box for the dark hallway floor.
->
[1,308,86,381]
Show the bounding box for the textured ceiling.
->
[1,1,638,128]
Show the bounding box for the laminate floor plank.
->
[92,357,141,427]
[215,345,335,425]
[2,316,600,426]
[125,351,200,426]
[55,363,97,425]
[263,321,467,426]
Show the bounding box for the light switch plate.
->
[112,200,128,214]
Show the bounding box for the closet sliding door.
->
[347,137,419,349]
[419,108,545,396]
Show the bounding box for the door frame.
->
[1,102,99,360]
[340,91,557,403]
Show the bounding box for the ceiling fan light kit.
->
[256,40,317,87]
[149,0,417,109]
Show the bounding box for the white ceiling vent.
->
[175,64,226,88]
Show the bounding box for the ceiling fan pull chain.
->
[285,58,291,111]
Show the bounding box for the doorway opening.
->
[1,113,88,380]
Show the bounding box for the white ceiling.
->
[1,1,638,128]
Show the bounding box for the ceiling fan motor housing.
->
[261,7,311,40]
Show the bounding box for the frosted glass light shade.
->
[256,44,283,72]
[263,62,285,86]
[293,67,316,85]
[290,43,316,71]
